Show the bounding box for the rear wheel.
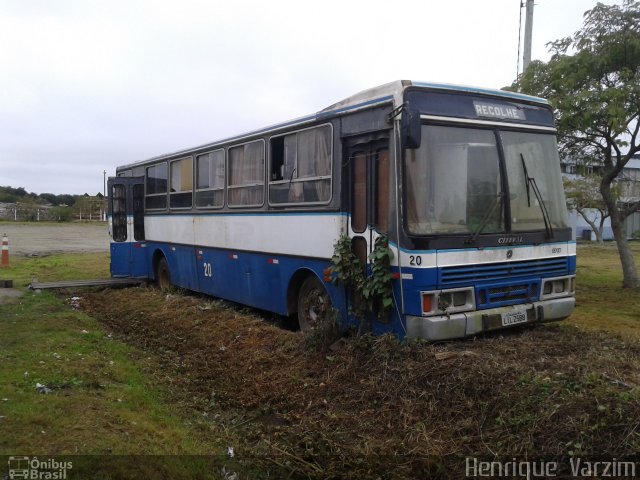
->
[156,257,171,290]
[297,276,331,332]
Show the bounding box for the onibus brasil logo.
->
[7,457,73,479]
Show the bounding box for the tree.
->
[74,195,91,221]
[564,175,612,243]
[16,197,40,221]
[49,205,72,222]
[511,0,640,288]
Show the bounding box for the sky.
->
[0,0,625,195]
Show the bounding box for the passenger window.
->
[269,125,332,204]
[196,150,225,208]
[170,157,193,209]
[228,140,264,207]
[145,163,168,210]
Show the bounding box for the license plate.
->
[501,309,527,326]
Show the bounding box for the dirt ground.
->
[79,287,640,479]
[0,222,109,255]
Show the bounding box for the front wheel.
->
[297,276,332,332]
[156,257,171,290]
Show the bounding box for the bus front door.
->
[347,139,391,316]
[108,177,146,278]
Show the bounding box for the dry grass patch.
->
[81,287,640,479]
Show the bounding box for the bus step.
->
[29,278,145,290]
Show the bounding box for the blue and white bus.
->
[108,80,575,340]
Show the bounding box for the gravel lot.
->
[0,222,109,255]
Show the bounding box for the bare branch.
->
[621,200,640,219]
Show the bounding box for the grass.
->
[568,242,640,337]
[0,255,236,479]
[0,252,110,288]
[0,220,104,226]
[1,243,639,479]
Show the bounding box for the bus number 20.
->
[409,255,422,266]
[203,262,213,278]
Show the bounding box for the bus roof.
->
[321,80,549,114]
[116,80,549,171]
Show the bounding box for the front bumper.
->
[405,296,575,341]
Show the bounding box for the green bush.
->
[50,206,73,222]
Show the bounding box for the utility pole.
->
[103,170,107,222]
[522,0,534,72]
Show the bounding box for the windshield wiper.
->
[520,153,554,239]
[466,192,504,244]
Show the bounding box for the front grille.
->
[477,282,539,309]
[488,284,531,301]
[440,257,568,286]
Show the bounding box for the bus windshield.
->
[404,125,569,236]
[500,130,569,232]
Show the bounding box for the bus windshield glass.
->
[404,125,569,236]
[500,131,569,231]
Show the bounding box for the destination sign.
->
[473,101,526,120]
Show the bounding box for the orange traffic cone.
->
[1,234,9,267]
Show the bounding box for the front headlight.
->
[540,275,575,300]
[421,287,475,316]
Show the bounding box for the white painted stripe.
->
[436,243,571,267]
[399,243,574,269]
[120,213,574,269]
[420,114,557,132]
[145,214,345,259]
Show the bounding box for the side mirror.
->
[401,105,421,149]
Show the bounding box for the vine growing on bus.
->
[368,234,394,319]
[329,234,394,327]
[329,235,367,322]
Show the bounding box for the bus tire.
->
[156,257,171,290]
[297,276,331,332]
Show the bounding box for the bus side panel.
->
[110,242,131,277]
[141,239,406,335]
[130,243,151,278]
[370,268,409,338]
[161,244,199,291]
[144,243,189,288]
[178,245,200,291]
[400,266,440,318]
[195,246,349,317]
[111,241,153,278]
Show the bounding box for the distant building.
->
[561,154,640,240]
